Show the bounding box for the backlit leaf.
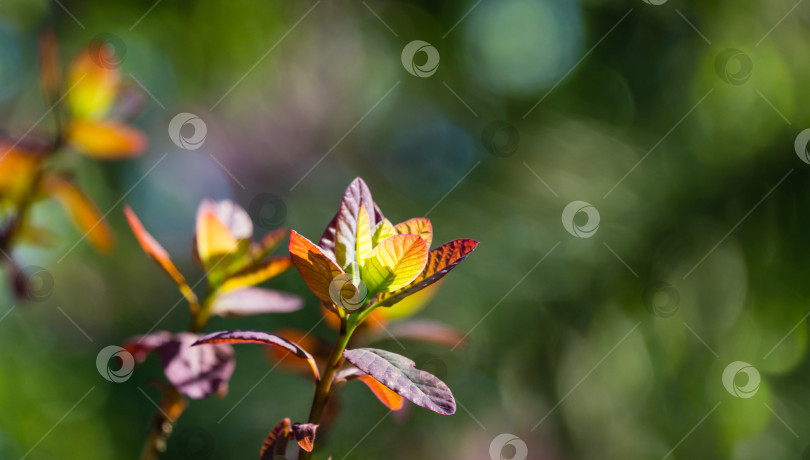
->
[319,177,382,265]
[41,174,114,253]
[378,239,479,307]
[260,418,291,460]
[289,230,345,304]
[394,218,432,248]
[209,287,302,318]
[343,348,455,415]
[0,146,41,201]
[194,330,320,381]
[372,219,396,247]
[356,204,372,269]
[361,234,428,294]
[196,202,240,269]
[359,375,405,410]
[219,256,291,293]
[66,120,146,158]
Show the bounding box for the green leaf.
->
[361,234,428,294]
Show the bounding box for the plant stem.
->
[298,318,355,460]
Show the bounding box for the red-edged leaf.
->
[369,319,466,348]
[290,423,318,452]
[124,206,187,288]
[318,177,383,263]
[394,218,432,248]
[122,331,172,364]
[361,234,429,294]
[260,418,291,460]
[194,330,320,381]
[289,230,345,304]
[343,348,455,415]
[209,287,302,318]
[378,239,479,307]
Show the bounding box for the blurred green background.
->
[2,0,810,458]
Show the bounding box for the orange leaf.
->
[66,120,146,158]
[358,374,404,410]
[41,174,114,253]
[394,218,432,248]
[124,206,187,288]
[378,239,479,307]
[260,418,291,460]
[219,256,292,293]
[289,230,345,304]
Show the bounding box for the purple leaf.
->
[157,333,235,400]
[318,178,383,264]
[193,330,320,380]
[342,348,455,415]
[209,287,303,318]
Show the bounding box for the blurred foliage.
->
[2,0,810,459]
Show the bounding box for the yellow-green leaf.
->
[361,234,428,294]
[356,204,372,267]
[219,256,291,293]
[372,219,396,247]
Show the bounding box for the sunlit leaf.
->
[372,219,396,247]
[334,367,403,409]
[41,174,114,253]
[356,204,372,269]
[290,423,318,452]
[361,234,428,294]
[124,206,188,289]
[196,207,239,270]
[289,230,345,304]
[378,239,479,307]
[0,146,42,202]
[343,348,455,415]
[66,120,146,158]
[394,218,432,248]
[219,256,291,293]
[66,45,119,119]
[209,287,302,318]
[319,177,383,264]
[260,418,291,460]
[194,330,320,381]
